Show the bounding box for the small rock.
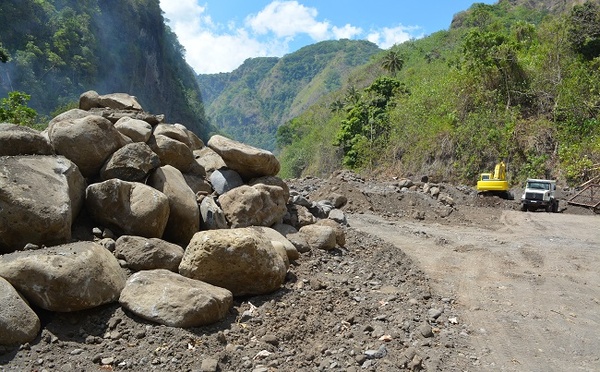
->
[419,324,434,338]
[200,358,219,372]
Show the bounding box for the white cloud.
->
[160,0,423,74]
[332,24,363,40]
[246,1,330,40]
[367,25,420,49]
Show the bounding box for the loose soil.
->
[1,171,599,372]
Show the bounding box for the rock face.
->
[0,277,40,346]
[48,115,130,177]
[0,123,54,156]
[218,184,287,228]
[147,165,199,246]
[114,236,184,272]
[119,269,232,328]
[207,135,280,180]
[0,156,85,253]
[85,179,170,238]
[179,228,288,296]
[0,242,126,312]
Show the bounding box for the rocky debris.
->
[0,155,85,253]
[0,242,126,312]
[0,91,349,348]
[119,269,232,328]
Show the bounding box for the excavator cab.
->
[477,161,512,198]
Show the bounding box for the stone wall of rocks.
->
[0,91,347,345]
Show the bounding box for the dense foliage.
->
[198,40,381,150]
[277,1,600,186]
[0,0,213,138]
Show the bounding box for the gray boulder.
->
[114,235,184,272]
[316,219,346,247]
[85,179,170,238]
[209,168,244,195]
[207,135,280,180]
[100,142,160,182]
[147,165,199,246]
[272,223,311,253]
[218,184,287,228]
[114,116,152,143]
[183,173,213,195]
[199,196,229,230]
[249,176,290,202]
[0,156,85,253]
[119,269,232,328]
[48,114,130,177]
[0,242,126,311]
[0,123,53,156]
[174,123,204,150]
[48,108,90,128]
[0,277,40,345]
[179,228,288,296]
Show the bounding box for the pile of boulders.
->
[0,91,347,345]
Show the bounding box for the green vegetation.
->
[0,0,212,138]
[0,91,38,127]
[198,40,381,150]
[276,1,600,186]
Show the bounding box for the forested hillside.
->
[0,0,213,138]
[198,40,381,150]
[276,0,600,186]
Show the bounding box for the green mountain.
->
[276,0,600,186]
[0,0,213,138]
[198,39,381,150]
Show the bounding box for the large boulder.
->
[315,219,346,247]
[0,156,85,253]
[114,116,152,143]
[48,114,130,177]
[179,228,288,296]
[0,123,53,156]
[85,179,170,238]
[249,226,297,263]
[148,134,194,173]
[209,168,244,195]
[0,277,40,346]
[272,223,311,253]
[48,108,91,128]
[147,165,199,246]
[174,124,204,150]
[299,224,337,251]
[207,135,280,180]
[119,269,232,328]
[114,236,184,272]
[0,242,126,312]
[80,90,143,111]
[218,184,287,228]
[99,142,160,182]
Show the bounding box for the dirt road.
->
[348,209,600,372]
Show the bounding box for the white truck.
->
[520,178,559,212]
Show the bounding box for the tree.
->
[0,43,8,63]
[381,49,404,75]
[0,91,38,127]
[568,1,600,60]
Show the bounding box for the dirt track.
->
[348,209,600,372]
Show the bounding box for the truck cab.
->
[520,179,558,212]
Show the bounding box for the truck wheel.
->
[552,200,559,213]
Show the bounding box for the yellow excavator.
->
[476,161,513,199]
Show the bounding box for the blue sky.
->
[159,0,497,74]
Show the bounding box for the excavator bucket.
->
[568,184,600,212]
